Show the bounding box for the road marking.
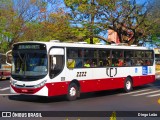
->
[118,89,151,96]
[132,90,160,96]
[147,93,160,97]
[0,87,10,91]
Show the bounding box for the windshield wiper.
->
[17,52,27,77]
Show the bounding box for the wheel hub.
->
[126,81,131,90]
[70,87,76,96]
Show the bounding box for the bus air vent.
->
[95,43,103,45]
[111,44,118,46]
[50,40,60,43]
[131,45,137,47]
[74,42,87,44]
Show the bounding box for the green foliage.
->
[151,35,160,43]
[0,41,9,53]
[64,0,103,44]
[84,38,100,44]
[149,0,160,39]
[0,0,159,54]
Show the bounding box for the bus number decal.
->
[106,68,117,77]
[77,72,87,77]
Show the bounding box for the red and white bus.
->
[0,53,11,80]
[9,41,155,100]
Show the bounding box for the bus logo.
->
[142,66,148,75]
[106,68,117,77]
[135,68,138,73]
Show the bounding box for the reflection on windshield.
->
[12,51,47,80]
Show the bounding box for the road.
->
[0,78,160,120]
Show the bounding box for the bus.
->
[154,48,160,64]
[8,41,155,100]
[0,53,11,80]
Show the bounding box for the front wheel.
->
[124,77,133,92]
[67,83,79,101]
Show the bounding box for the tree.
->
[0,0,15,52]
[19,8,87,42]
[0,0,60,52]
[64,0,102,44]
[148,0,160,44]
[95,0,153,44]
[64,0,152,45]
[40,9,77,41]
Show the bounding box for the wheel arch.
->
[70,79,80,88]
[126,75,133,85]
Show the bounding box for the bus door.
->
[49,48,65,79]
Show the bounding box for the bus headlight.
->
[10,80,17,87]
[34,80,47,88]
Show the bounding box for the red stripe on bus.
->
[11,75,155,96]
[11,85,44,94]
[47,75,155,96]
[46,82,69,96]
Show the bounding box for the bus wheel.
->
[67,83,78,101]
[124,77,133,92]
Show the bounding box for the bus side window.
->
[67,49,77,68]
[67,59,75,68]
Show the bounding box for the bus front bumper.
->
[10,85,49,96]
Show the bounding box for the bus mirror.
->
[49,48,64,55]
[6,50,12,66]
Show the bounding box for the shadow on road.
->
[8,95,67,103]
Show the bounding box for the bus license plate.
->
[22,89,28,92]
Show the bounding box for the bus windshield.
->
[12,51,47,81]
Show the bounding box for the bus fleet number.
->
[77,72,87,77]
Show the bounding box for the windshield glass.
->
[12,51,47,81]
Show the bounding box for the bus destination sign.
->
[13,44,46,50]
[18,45,40,49]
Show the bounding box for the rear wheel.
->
[124,77,133,92]
[67,83,79,101]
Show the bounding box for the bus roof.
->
[13,41,151,51]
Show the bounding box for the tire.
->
[67,83,79,101]
[124,77,133,92]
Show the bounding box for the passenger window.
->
[99,50,110,67]
[111,50,123,67]
[124,51,133,66]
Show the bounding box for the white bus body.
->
[10,41,155,100]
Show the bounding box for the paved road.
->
[0,79,160,120]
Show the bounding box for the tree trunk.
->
[117,28,123,43]
[90,0,94,44]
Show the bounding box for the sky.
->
[136,0,147,4]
